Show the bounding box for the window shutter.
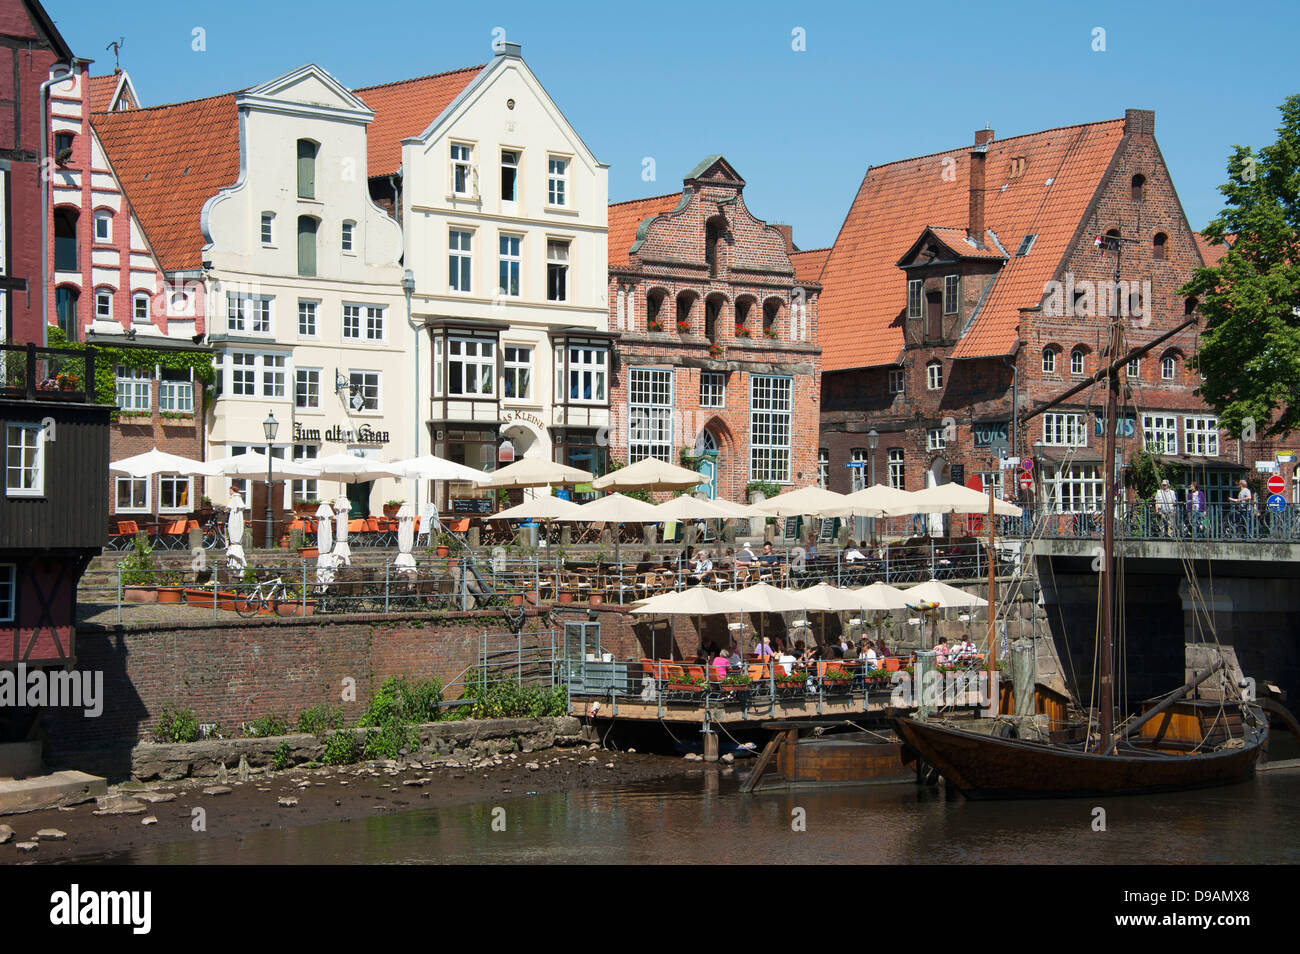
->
[297,140,316,199]
[297,216,318,277]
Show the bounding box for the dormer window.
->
[943,275,959,315]
[907,280,923,319]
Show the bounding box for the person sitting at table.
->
[935,636,951,665]
[843,540,866,563]
[728,644,747,671]
[956,636,977,662]
[635,550,658,575]
[736,543,758,566]
[777,645,797,676]
[755,636,774,658]
[793,639,811,663]
[759,541,781,565]
[688,549,714,585]
[805,540,819,561]
[862,642,879,668]
[875,636,890,659]
[711,648,730,679]
[718,547,736,571]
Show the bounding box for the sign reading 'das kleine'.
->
[294,421,389,445]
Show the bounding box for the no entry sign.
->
[1019,474,1034,490]
[1268,474,1285,495]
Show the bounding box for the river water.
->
[88,765,1300,865]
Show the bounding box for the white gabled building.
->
[198,64,410,520]
[394,42,610,504]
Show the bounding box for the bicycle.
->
[201,513,229,550]
[236,576,297,618]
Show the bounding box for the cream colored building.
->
[399,43,610,504]
[201,64,411,517]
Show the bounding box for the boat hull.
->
[893,711,1265,800]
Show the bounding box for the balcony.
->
[0,341,97,403]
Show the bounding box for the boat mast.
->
[986,486,998,716]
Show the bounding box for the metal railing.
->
[1000,501,1300,543]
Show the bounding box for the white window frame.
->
[546,239,570,303]
[817,449,829,490]
[158,369,194,414]
[888,368,905,395]
[133,293,150,322]
[226,293,273,336]
[888,448,905,491]
[115,365,151,412]
[262,354,287,399]
[260,212,274,246]
[5,424,44,498]
[447,338,495,398]
[750,374,793,484]
[289,443,319,505]
[1161,355,1176,380]
[926,361,943,391]
[449,228,473,293]
[547,155,569,207]
[1042,463,1104,513]
[1142,414,1178,455]
[1042,412,1087,447]
[1071,348,1086,375]
[498,234,521,297]
[348,370,381,411]
[95,288,112,320]
[503,345,533,402]
[850,448,868,492]
[699,371,725,408]
[500,149,519,203]
[1042,347,1057,374]
[1127,358,1141,379]
[295,367,321,410]
[566,346,607,405]
[230,352,257,397]
[94,210,112,243]
[907,279,923,319]
[158,475,192,513]
[298,299,318,338]
[1184,416,1220,457]
[451,142,475,197]
[114,475,148,513]
[341,220,355,253]
[628,367,673,463]
[927,428,946,452]
[943,274,959,315]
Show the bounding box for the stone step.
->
[0,771,107,816]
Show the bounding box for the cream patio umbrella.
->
[855,580,913,651]
[387,454,489,483]
[903,578,988,650]
[648,495,736,521]
[492,494,585,551]
[592,457,704,493]
[481,457,593,489]
[631,586,750,660]
[753,485,853,517]
[332,496,352,566]
[888,482,1022,517]
[110,447,207,477]
[732,581,818,656]
[797,581,872,650]
[198,450,323,480]
[835,484,916,517]
[563,492,664,564]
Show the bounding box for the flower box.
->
[156,586,184,604]
[184,588,242,612]
[123,586,157,604]
[298,546,319,559]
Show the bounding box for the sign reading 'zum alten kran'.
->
[293,421,390,445]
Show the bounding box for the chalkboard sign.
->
[950,465,966,485]
[784,516,800,539]
[451,497,493,515]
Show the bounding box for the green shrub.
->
[120,534,158,586]
[359,675,442,728]
[247,713,290,738]
[297,704,344,735]
[321,729,360,765]
[461,673,568,720]
[272,741,292,770]
[153,704,199,743]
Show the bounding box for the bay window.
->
[447,338,495,397]
[629,367,672,463]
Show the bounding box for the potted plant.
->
[156,572,185,604]
[708,343,724,358]
[676,319,691,335]
[199,496,214,515]
[734,323,750,339]
[648,317,664,333]
[775,671,806,697]
[764,327,779,340]
[822,666,853,691]
[56,372,79,391]
[435,530,453,557]
[293,498,319,517]
[667,675,704,697]
[383,499,404,519]
[120,535,159,602]
[718,674,754,698]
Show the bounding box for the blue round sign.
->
[1267,493,1287,513]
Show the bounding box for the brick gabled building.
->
[816,110,1247,511]
[606,156,822,502]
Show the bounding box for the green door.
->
[346,481,371,519]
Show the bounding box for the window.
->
[1071,348,1086,375]
[503,345,532,400]
[888,448,905,490]
[54,207,78,271]
[298,300,317,337]
[1185,416,1219,457]
[546,240,569,302]
[817,449,829,489]
[501,150,518,202]
[262,354,286,398]
[342,304,384,341]
[114,476,147,512]
[433,337,443,397]
[850,449,868,492]
[1043,412,1086,447]
[1016,234,1037,257]
[548,156,568,206]
[943,275,959,315]
[451,143,473,196]
[1043,463,1103,513]
[53,131,74,162]
[341,220,354,252]
[56,287,78,341]
[907,280,923,319]
[499,235,521,296]
[95,289,112,319]
[365,306,384,341]
[115,366,151,412]
[133,293,149,322]
[295,368,320,409]
[348,371,380,410]
[261,213,274,245]
[750,375,792,483]
[297,139,317,199]
[699,371,724,408]
[1127,358,1140,379]
[1042,347,1057,374]
[159,475,191,512]
[1161,354,1176,380]
[1142,414,1178,455]
[447,338,495,397]
[449,229,472,292]
[629,368,673,462]
[231,353,256,396]
[0,565,12,623]
[290,444,319,504]
[94,210,112,243]
[888,368,905,395]
[5,424,43,497]
[159,368,193,413]
[1153,232,1167,260]
[927,428,946,452]
[297,215,318,277]
[567,347,607,404]
[926,361,943,390]
[1131,174,1145,202]
[226,294,272,335]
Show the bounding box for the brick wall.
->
[107,378,207,520]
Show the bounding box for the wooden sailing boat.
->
[894,231,1268,799]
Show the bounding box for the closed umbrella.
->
[394,503,416,574]
[592,457,703,493]
[482,457,593,489]
[333,496,351,566]
[314,502,335,582]
[226,491,246,573]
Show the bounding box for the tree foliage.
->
[1181,95,1300,439]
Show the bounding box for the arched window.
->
[1131,174,1145,202]
[704,294,725,342]
[705,217,725,278]
[1153,232,1167,260]
[1184,297,1198,315]
[646,289,667,332]
[734,297,753,338]
[297,215,318,277]
[1161,353,1177,381]
[762,298,781,339]
[296,139,318,199]
[1071,348,1086,376]
[56,286,79,341]
[675,291,696,334]
[1041,346,1058,374]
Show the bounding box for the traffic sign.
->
[1019,474,1034,490]
[1021,458,1034,472]
[845,461,866,469]
[1267,474,1285,495]
[1267,494,1287,513]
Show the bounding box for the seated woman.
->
[935,637,951,666]
[688,549,714,586]
[711,649,730,680]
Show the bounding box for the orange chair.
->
[884,657,901,672]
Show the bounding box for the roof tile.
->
[607,193,683,268]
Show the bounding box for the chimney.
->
[1124,108,1155,137]
[968,146,987,248]
[975,127,995,146]
[772,223,794,252]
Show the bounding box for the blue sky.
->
[50,0,1300,249]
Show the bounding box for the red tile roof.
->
[607,193,682,268]
[1195,232,1231,267]
[818,119,1126,370]
[86,74,121,114]
[92,93,241,273]
[790,247,830,284]
[354,65,484,179]
[918,227,1008,260]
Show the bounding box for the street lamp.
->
[263,410,278,549]
[867,428,879,543]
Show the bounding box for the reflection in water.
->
[93,767,1300,865]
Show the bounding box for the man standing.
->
[1155,479,1178,535]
